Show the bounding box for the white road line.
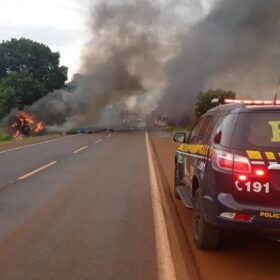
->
[0,136,74,155]
[73,145,89,154]
[95,139,103,143]
[145,132,177,280]
[106,134,111,138]
[18,161,58,181]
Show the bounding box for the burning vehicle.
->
[9,111,45,138]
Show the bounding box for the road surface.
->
[150,131,280,280]
[1,130,279,280]
[0,132,162,280]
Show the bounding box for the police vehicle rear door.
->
[231,109,280,208]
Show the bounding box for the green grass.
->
[167,126,190,135]
[0,133,12,143]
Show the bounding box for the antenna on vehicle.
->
[273,93,278,105]
[274,75,280,105]
[218,96,225,105]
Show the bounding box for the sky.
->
[0,0,214,80]
[0,0,92,79]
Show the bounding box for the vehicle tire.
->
[174,165,181,200]
[193,188,222,250]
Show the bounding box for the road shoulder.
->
[148,131,200,280]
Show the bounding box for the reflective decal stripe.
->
[177,144,210,158]
[178,147,280,164]
[265,152,276,161]
[246,150,280,162]
[177,150,207,160]
[251,161,265,165]
[178,144,186,151]
[246,150,263,160]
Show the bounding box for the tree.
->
[0,38,67,92]
[1,71,48,109]
[195,89,236,117]
[0,84,16,120]
[0,38,68,120]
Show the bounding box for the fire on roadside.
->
[9,111,45,138]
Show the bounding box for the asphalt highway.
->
[151,132,280,280]
[2,130,278,280]
[0,132,161,280]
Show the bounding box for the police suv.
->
[174,98,280,250]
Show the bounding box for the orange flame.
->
[9,112,45,137]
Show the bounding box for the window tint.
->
[197,116,213,143]
[188,118,205,143]
[210,113,238,147]
[232,111,280,150]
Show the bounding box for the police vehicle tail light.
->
[238,175,247,181]
[255,169,265,177]
[211,149,251,174]
[220,212,253,222]
[237,169,265,181]
[211,149,233,172]
[233,213,253,222]
[233,154,251,173]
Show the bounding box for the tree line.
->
[0,38,236,123]
[195,89,236,117]
[0,38,68,120]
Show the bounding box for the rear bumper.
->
[203,193,280,232]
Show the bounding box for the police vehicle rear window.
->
[232,111,280,150]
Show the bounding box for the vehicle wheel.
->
[174,165,181,200]
[193,188,222,250]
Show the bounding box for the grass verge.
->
[0,133,11,144]
[166,127,190,135]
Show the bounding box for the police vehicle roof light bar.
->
[211,97,280,105]
[223,99,280,105]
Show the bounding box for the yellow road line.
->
[145,132,176,280]
[95,139,103,143]
[72,145,88,154]
[18,161,58,180]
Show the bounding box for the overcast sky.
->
[0,0,92,79]
[0,0,214,80]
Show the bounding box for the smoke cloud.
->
[28,0,164,128]
[26,0,203,128]
[26,0,280,127]
[160,0,280,122]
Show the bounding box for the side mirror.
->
[174,133,186,143]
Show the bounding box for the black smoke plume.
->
[28,0,165,128]
[160,0,280,122]
[27,0,280,127]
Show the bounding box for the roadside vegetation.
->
[167,126,190,135]
[0,130,11,143]
[195,89,236,117]
[167,89,236,134]
[0,38,68,121]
